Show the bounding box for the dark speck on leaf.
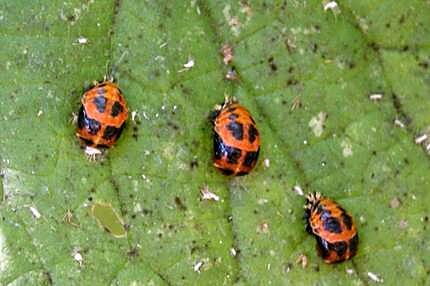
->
[174,197,187,211]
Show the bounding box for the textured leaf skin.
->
[0,1,429,285]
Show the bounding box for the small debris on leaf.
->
[200,185,220,201]
[367,271,384,283]
[394,119,405,128]
[193,260,204,273]
[74,36,89,45]
[84,146,103,161]
[296,253,308,268]
[291,97,302,111]
[309,112,327,137]
[64,209,79,227]
[257,221,269,234]
[179,58,195,72]
[29,206,41,219]
[225,67,239,81]
[415,134,427,144]
[72,247,83,267]
[131,110,138,122]
[292,185,304,196]
[263,158,270,168]
[369,93,383,101]
[220,44,234,65]
[323,1,341,15]
[389,197,401,208]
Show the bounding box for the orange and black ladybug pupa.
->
[210,97,260,176]
[76,80,128,157]
[304,192,358,263]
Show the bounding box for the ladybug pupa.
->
[76,79,128,159]
[304,192,359,263]
[210,97,260,176]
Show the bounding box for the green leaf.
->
[1,1,429,285]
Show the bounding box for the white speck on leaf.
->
[369,93,383,101]
[37,110,43,117]
[230,248,237,256]
[415,134,427,144]
[367,272,383,283]
[183,58,194,68]
[200,185,220,201]
[29,206,41,219]
[178,58,194,72]
[257,198,269,205]
[193,260,203,273]
[394,119,405,128]
[296,254,308,268]
[263,158,270,168]
[84,146,102,161]
[323,1,341,15]
[76,36,88,45]
[292,185,304,196]
[341,140,353,157]
[309,112,327,137]
[131,110,138,122]
[72,247,83,267]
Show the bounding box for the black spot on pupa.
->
[342,213,353,230]
[226,106,237,113]
[226,147,242,164]
[221,169,234,175]
[80,137,94,146]
[323,217,342,234]
[316,205,325,215]
[320,209,331,222]
[78,106,100,135]
[111,101,123,117]
[213,132,226,159]
[315,236,330,259]
[332,241,347,257]
[228,113,239,121]
[93,96,107,113]
[248,124,259,143]
[227,121,244,140]
[103,126,121,140]
[243,149,259,167]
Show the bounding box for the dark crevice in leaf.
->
[195,1,243,283]
[109,0,124,78]
[105,2,176,284]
